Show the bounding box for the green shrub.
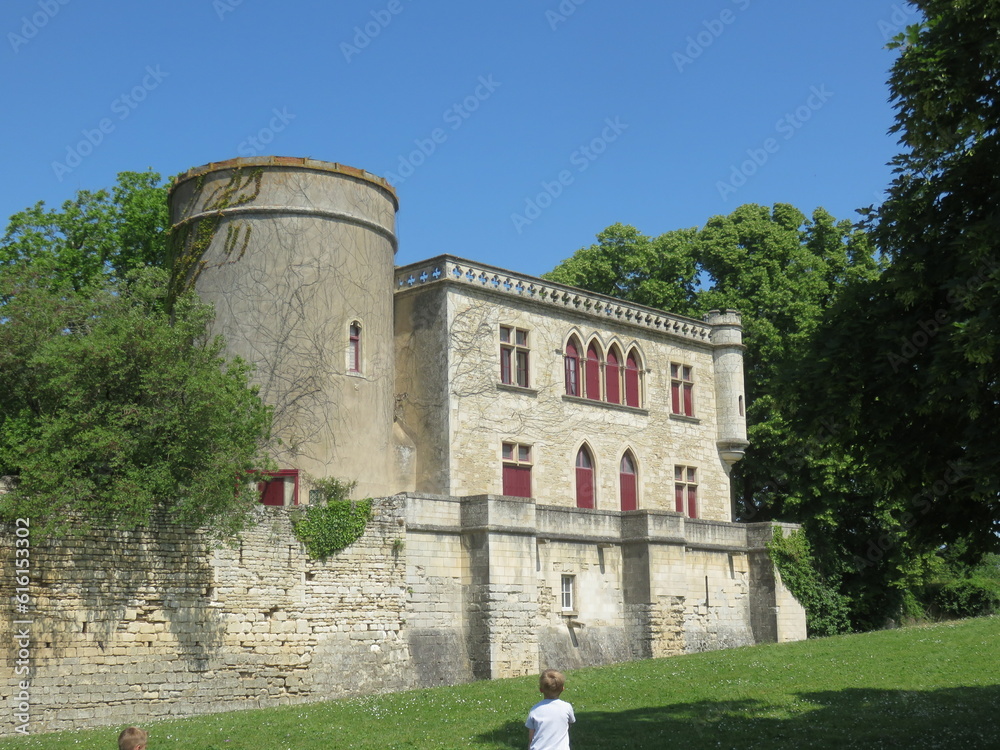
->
[291,477,372,560]
[928,554,1000,619]
[768,526,852,636]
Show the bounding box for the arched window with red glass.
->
[564,337,582,396]
[625,350,641,407]
[575,446,595,508]
[585,342,602,401]
[605,346,622,404]
[619,450,637,511]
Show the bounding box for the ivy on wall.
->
[767,526,851,637]
[291,477,372,560]
[167,166,263,302]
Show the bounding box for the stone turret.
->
[169,157,399,498]
[705,309,749,465]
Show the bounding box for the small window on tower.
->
[349,322,362,374]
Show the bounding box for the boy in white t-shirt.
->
[525,669,575,750]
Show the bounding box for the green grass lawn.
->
[3,616,998,749]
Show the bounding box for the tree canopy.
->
[0,171,273,538]
[546,205,881,528]
[786,0,1000,622]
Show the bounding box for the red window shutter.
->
[576,467,594,508]
[684,383,694,416]
[585,345,601,400]
[503,465,531,498]
[606,350,621,404]
[675,483,685,514]
[671,382,681,413]
[259,478,285,506]
[625,355,640,407]
[687,486,698,518]
[258,470,299,506]
[576,447,594,508]
[620,471,636,511]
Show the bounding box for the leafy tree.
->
[0,172,274,539]
[546,205,880,526]
[799,4,1000,553]
[0,264,273,538]
[782,0,1000,626]
[0,169,169,290]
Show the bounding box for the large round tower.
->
[169,157,399,499]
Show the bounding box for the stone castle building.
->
[0,156,805,734]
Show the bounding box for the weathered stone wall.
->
[0,501,411,736]
[0,497,805,737]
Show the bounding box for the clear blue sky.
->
[2,0,917,277]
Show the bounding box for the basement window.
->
[561,575,575,612]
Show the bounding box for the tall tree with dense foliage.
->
[0,172,274,538]
[788,0,1000,622]
[546,205,880,524]
[0,169,169,290]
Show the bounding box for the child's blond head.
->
[539,669,566,698]
[118,726,147,750]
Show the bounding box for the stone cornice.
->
[394,254,714,345]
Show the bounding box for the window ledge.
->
[496,383,539,396]
[669,413,701,424]
[562,395,648,416]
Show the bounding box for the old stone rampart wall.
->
[0,496,805,736]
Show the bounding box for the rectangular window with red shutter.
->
[673,465,697,518]
[502,442,532,498]
[670,363,695,417]
[258,469,300,506]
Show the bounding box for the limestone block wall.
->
[394,258,742,521]
[0,501,411,736]
[0,495,805,737]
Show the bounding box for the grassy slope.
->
[2,616,998,750]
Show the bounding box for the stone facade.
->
[0,499,803,735]
[393,257,747,520]
[0,156,806,735]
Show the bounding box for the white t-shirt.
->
[525,698,576,750]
